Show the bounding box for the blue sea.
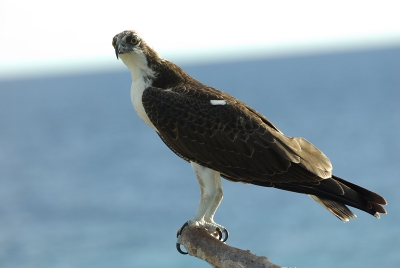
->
[1,47,399,268]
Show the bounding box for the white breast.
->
[131,77,157,131]
[119,52,158,131]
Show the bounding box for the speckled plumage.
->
[113,30,387,223]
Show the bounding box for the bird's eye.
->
[130,36,139,45]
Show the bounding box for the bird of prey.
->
[112,30,387,253]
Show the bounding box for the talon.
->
[221,228,229,242]
[176,243,188,255]
[176,221,189,255]
[215,227,223,240]
[177,221,189,237]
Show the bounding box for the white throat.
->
[120,52,157,131]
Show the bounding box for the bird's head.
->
[112,30,161,78]
[112,30,143,60]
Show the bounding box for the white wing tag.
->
[210,100,227,105]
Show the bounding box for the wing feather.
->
[142,86,331,183]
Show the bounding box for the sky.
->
[1,0,400,79]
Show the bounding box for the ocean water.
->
[0,46,399,268]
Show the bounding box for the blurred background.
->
[1,1,399,267]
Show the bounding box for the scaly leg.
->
[202,173,228,241]
[191,162,221,222]
[180,163,228,233]
[176,162,229,254]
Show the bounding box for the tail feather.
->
[260,175,387,220]
[370,202,387,214]
[309,195,356,221]
[333,175,387,205]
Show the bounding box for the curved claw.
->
[215,227,223,240]
[177,221,189,237]
[221,228,229,242]
[176,221,189,255]
[176,243,188,255]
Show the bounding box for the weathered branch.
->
[178,225,286,268]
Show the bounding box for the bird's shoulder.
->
[143,81,282,133]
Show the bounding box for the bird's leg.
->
[191,162,221,226]
[203,175,222,223]
[203,174,229,242]
[176,163,228,254]
[186,163,228,237]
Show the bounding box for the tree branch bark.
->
[178,225,286,268]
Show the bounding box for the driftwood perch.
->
[178,225,285,268]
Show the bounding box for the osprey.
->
[112,30,387,253]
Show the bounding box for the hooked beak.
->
[115,44,120,59]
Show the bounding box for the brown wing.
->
[142,85,387,219]
[142,85,332,184]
